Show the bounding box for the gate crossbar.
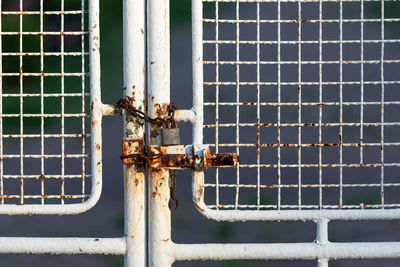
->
[0,237,125,255]
[1,237,400,264]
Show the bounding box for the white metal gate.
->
[0,0,125,255]
[1,0,400,266]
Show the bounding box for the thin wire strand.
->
[256,1,261,210]
[234,0,240,210]
[215,0,220,210]
[40,0,45,204]
[297,0,302,210]
[318,0,323,209]
[360,0,364,167]
[380,0,385,208]
[0,0,3,204]
[61,0,65,204]
[19,0,24,205]
[81,0,86,202]
[277,0,281,210]
[339,0,344,208]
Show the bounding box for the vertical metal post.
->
[123,0,146,266]
[316,219,329,267]
[148,0,173,266]
[89,0,103,213]
[0,0,2,205]
[192,0,203,145]
[318,260,329,267]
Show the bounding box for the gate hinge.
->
[121,139,238,171]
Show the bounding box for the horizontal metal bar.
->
[204,122,400,128]
[196,206,400,221]
[204,101,400,107]
[1,11,87,15]
[145,153,237,170]
[2,52,88,56]
[2,238,400,261]
[1,194,89,199]
[2,93,90,98]
[101,104,120,116]
[203,81,400,86]
[0,196,99,214]
[203,18,400,24]
[0,237,125,255]
[2,154,90,159]
[1,73,88,77]
[135,145,237,170]
[2,134,89,138]
[3,174,90,179]
[0,31,88,36]
[204,60,400,65]
[175,109,196,123]
[203,39,400,45]
[207,142,400,148]
[202,0,396,3]
[205,204,400,210]
[210,163,400,168]
[204,182,400,189]
[1,113,88,118]
[172,242,400,261]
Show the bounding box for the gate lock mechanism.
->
[121,138,239,171]
[117,97,238,211]
[117,96,238,171]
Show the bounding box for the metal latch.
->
[121,138,145,165]
[121,139,238,171]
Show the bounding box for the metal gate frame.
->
[191,0,400,222]
[0,0,400,267]
[0,0,124,255]
[0,0,106,215]
[144,0,400,266]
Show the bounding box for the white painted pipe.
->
[316,219,329,245]
[172,242,400,261]
[195,204,400,221]
[147,0,173,266]
[123,0,146,266]
[193,170,400,221]
[318,259,329,267]
[0,237,125,255]
[175,109,196,123]
[88,0,103,216]
[192,0,203,144]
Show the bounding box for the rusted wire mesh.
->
[0,0,90,204]
[202,0,400,210]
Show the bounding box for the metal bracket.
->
[121,140,238,171]
[121,138,145,165]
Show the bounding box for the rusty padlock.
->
[161,128,180,145]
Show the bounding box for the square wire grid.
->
[0,0,90,205]
[202,0,400,210]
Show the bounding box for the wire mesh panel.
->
[199,0,400,213]
[0,0,101,214]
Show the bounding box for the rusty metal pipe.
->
[123,0,146,266]
[147,0,173,265]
